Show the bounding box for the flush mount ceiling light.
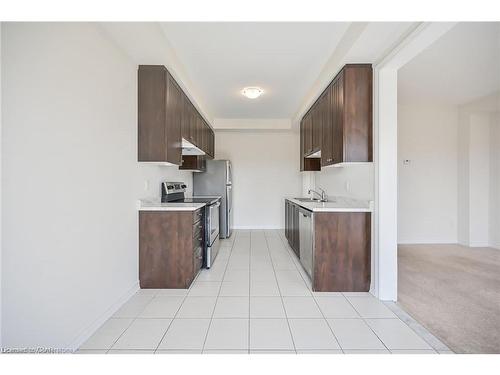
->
[241,87,264,99]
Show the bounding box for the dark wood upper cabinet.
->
[299,64,372,170]
[138,65,181,165]
[139,65,215,168]
[342,64,372,162]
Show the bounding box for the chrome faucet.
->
[308,188,328,202]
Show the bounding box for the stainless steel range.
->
[161,182,221,268]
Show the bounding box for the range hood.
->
[182,138,206,156]
[305,149,321,159]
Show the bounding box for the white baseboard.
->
[233,226,282,230]
[67,280,139,351]
[397,240,458,245]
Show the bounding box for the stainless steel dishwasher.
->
[299,207,313,279]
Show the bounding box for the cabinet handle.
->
[198,237,203,241]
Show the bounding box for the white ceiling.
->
[398,22,500,106]
[159,22,350,118]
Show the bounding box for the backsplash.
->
[303,163,374,201]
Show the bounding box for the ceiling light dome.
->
[242,87,264,99]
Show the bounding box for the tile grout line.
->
[278,227,432,353]
[264,230,298,354]
[104,291,159,353]
[200,231,236,353]
[276,230,312,293]
[340,296,391,353]
[383,301,445,353]
[152,286,193,353]
[278,228,366,354]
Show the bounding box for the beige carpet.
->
[398,244,500,354]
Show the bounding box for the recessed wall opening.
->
[396,22,500,354]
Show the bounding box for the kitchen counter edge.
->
[137,200,206,212]
[285,197,373,213]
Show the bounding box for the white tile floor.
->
[78,230,452,354]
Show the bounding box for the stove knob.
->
[181,184,187,189]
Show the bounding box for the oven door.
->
[208,201,220,245]
[206,201,221,268]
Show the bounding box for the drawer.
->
[193,209,203,224]
[193,220,203,234]
[193,245,203,271]
[193,229,203,249]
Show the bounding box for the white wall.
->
[397,104,459,244]
[489,113,500,249]
[468,114,490,246]
[1,23,192,349]
[458,98,498,249]
[312,164,374,201]
[457,112,471,245]
[215,130,301,229]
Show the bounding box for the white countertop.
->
[286,197,373,212]
[137,199,206,212]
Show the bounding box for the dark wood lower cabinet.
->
[285,200,300,258]
[139,209,204,289]
[314,212,371,292]
[285,199,371,292]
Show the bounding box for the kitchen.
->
[5,15,490,364]
[136,62,373,296]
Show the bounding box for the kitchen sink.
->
[293,197,325,202]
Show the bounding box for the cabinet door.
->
[332,72,344,164]
[166,73,182,165]
[303,113,313,155]
[312,102,322,153]
[300,120,305,171]
[181,94,191,141]
[343,65,373,162]
[194,115,202,148]
[295,205,300,255]
[285,201,289,242]
[138,66,167,162]
[189,103,197,144]
[204,121,210,153]
[321,86,333,166]
[209,128,215,158]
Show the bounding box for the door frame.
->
[372,22,457,300]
